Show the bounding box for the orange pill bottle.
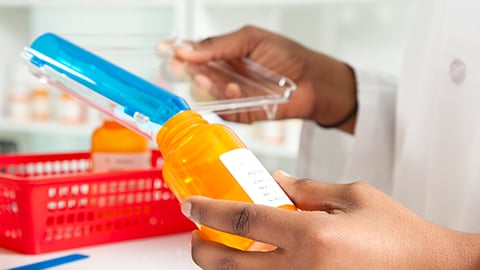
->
[91,119,151,173]
[156,110,296,250]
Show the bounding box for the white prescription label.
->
[92,152,151,173]
[220,148,293,207]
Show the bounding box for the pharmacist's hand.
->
[173,26,357,132]
[181,171,476,270]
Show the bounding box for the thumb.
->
[175,26,262,63]
[272,170,355,212]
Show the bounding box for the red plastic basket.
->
[0,150,195,254]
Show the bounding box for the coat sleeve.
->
[295,68,397,194]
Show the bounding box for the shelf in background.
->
[200,0,381,7]
[0,117,101,137]
[0,0,175,7]
[0,117,301,157]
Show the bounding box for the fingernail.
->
[176,43,194,53]
[156,41,173,58]
[225,82,241,98]
[181,201,192,218]
[182,202,201,228]
[193,74,213,91]
[277,170,291,177]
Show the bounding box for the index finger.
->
[181,196,308,249]
[175,26,263,63]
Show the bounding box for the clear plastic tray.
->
[60,34,297,116]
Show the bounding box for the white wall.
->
[28,6,174,37]
[190,1,415,75]
[0,7,29,116]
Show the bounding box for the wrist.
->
[414,226,480,270]
[308,52,357,133]
[455,232,480,269]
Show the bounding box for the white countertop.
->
[0,232,200,270]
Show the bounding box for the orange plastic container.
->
[91,119,151,173]
[157,110,296,250]
[0,150,195,254]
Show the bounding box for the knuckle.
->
[240,25,261,39]
[231,205,256,236]
[240,25,256,33]
[297,215,331,251]
[199,36,215,46]
[343,181,373,207]
[288,178,316,200]
[216,256,237,270]
[294,178,315,188]
[311,216,339,249]
[200,37,214,44]
[346,181,372,196]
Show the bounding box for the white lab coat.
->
[297,0,480,233]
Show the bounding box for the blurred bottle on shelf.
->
[30,84,51,121]
[90,118,151,173]
[5,59,94,125]
[6,85,30,122]
[5,60,53,122]
[58,92,87,125]
[5,60,35,122]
